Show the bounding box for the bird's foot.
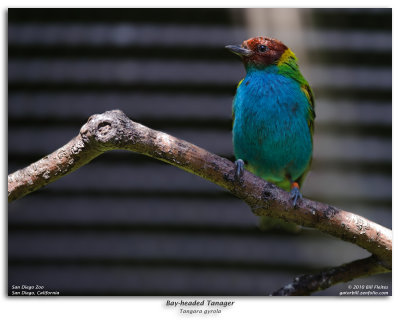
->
[234,159,245,182]
[290,182,302,206]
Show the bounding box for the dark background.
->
[8,8,392,295]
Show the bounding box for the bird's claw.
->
[290,186,302,206]
[234,159,245,182]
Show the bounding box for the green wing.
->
[301,83,316,139]
[296,83,316,187]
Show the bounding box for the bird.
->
[226,37,315,231]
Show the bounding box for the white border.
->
[1,1,397,320]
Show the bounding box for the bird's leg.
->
[290,181,303,206]
[234,159,245,181]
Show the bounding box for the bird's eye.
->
[258,45,268,52]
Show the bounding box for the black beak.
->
[225,45,252,57]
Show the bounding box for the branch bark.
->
[271,255,390,296]
[8,110,392,275]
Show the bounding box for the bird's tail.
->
[259,216,301,233]
[258,179,302,233]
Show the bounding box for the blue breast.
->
[233,67,312,188]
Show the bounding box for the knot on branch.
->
[79,109,134,151]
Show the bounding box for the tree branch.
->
[8,110,392,273]
[270,255,390,296]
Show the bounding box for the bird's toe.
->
[234,159,245,181]
[290,186,302,206]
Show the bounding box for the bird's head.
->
[226,37,293,70]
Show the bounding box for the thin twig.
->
[270,255,390,296]
[8,110,392,270]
